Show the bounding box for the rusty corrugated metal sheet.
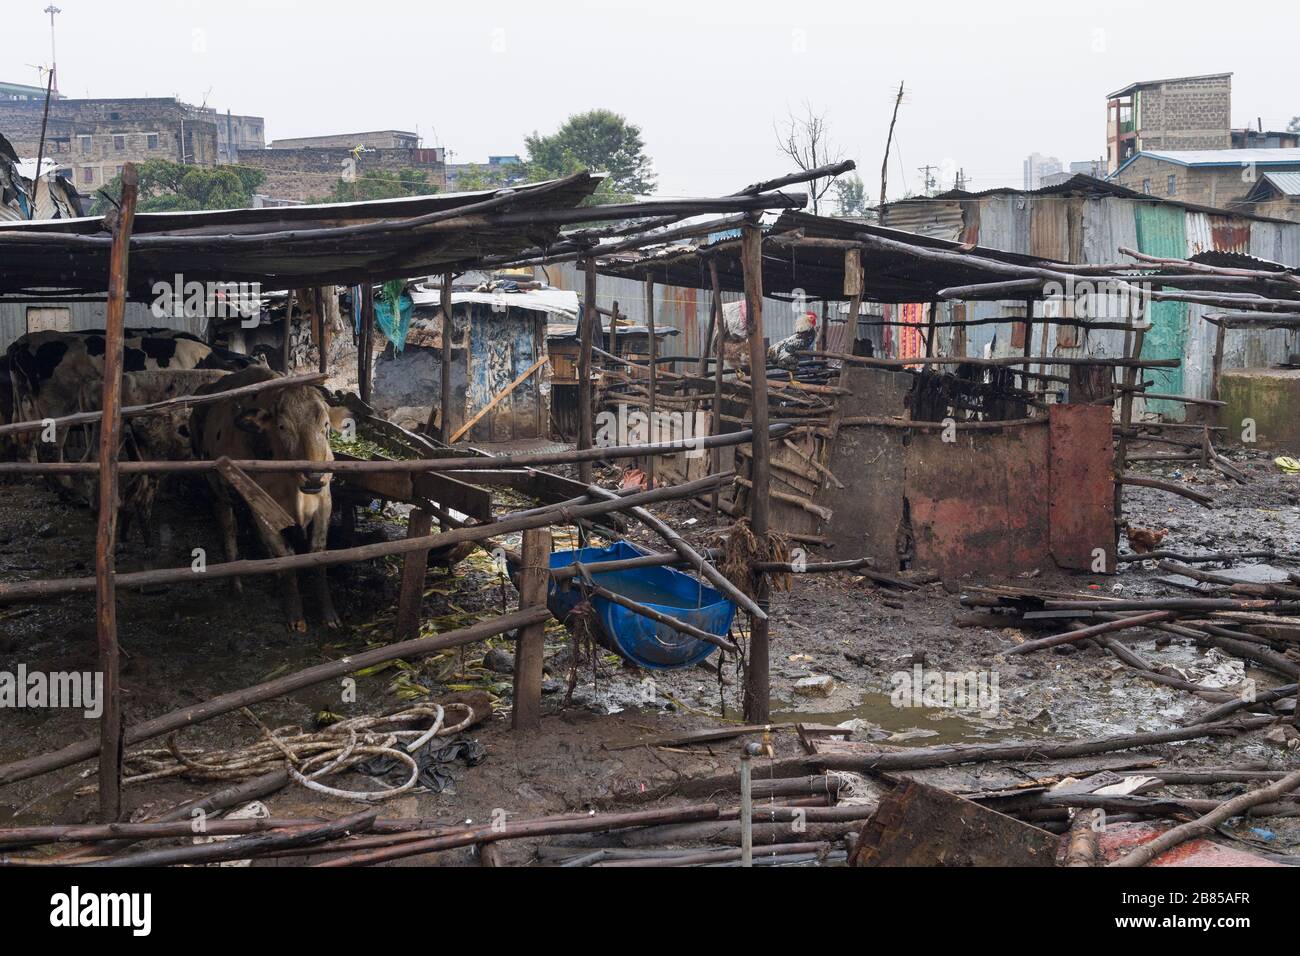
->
[1209,215,1251,253]
[879,199,965,240]
[1048,404,1115,571]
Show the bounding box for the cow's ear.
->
[235,407,271,434]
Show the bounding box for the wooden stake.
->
[709,260,725,517]
[645,275,657,489]
[578,259,597,483]
[282,289,294,374]
[439,271,454,440]
[740,218,772,723]
[95,163,139,823]
[512,527,551,731]
[359,283,375,405]
[395,509,433,640]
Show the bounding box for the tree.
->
[833,173,867,217]
[309,168,435,204]
[525,109,656,202]
[90,160,265,214]
[775,102,846,216]
[1289,116,1300,134]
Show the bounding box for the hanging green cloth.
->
[374,279,414,353]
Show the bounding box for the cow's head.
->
[235,385,334,495]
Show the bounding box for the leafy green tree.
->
[90,160,265,214]
[833,173,867,217]
[525,109,656,202]
[310,168,435,204]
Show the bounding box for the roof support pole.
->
[358,283,374,406]
[645,275,657,490]
[282,288,294,374]
[740,217,772,723]
[95,163,139,822]
[578,258,597,483]
[439,271,454,442]
[709,259,726,518]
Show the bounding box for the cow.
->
[190,365,339,632]
[5,328,255,487]
[116,369,233,544]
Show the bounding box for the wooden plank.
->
[449,355,548,444]
[395,509,434,640]
[215,458,296,537]
[512,527,551,731]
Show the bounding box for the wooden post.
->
[358,283,375,405]
[578,259,597,483]
[709,259,726,517]
[281,289,294,374]
[1114,293,1148,539]
[315,287,329,375]
[440,271,454,441]
[96,163,139,822]
[512,527,551,731]
[740,218,772,723]
[609,300,619,360]
[1210,319,1227,404]
[394,509,433,640]
[645,275,657,489]
[925,300,939,357]
[698,288,718,378]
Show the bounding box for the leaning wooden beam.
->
[0,424,794,477]
[94,163,139,824]
[1119,473,1215,507]
[0,607,550,788]
[0,371,329,437]
[1005,611,1177,655]
[91,811,379,868]
[0,474,732,608]
[314,804,723,867]
[581,583,738,653]
[581,482,764,620]
[449,355,548,444]
[1109,767,1300,868]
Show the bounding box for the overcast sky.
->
[5,0,1297,200]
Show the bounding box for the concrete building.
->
[1042,160,1108,189]
[1023,152,1062,190]
[237,144,447,202]
[444,154,526,191]
[1231,128,1300,150]
[1238,171,1300,223]
[0,91,263,194]
[0,80,62,103]
[1110,148,1300,209]
[1106,73,1232,173]
[270,130,421,150]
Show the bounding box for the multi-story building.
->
[1105,73,1232,173]
[238,131,447,202]
[1023,153,1062,190]
[0,91,263,194]
[1111,147,1300,211]
[445,154,526,191]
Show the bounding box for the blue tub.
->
[541,541,735,670]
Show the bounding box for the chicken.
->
[1123,523,1169,554]
[766,312,818,371]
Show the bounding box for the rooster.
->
[714,304,817,372]
[1123,523,1169,554]
[767,312,818,371]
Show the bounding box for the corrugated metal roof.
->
[1124,148,1300,168]
[1260,171,1300,196]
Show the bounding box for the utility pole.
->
[879,81,905,209]
[918,164,939,196]
[44,5,61,94]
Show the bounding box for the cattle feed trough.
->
[0,160,839,826]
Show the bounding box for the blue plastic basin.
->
[542,541,734,670]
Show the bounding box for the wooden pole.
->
[359,283,375,405]
[394,509,433,640]
[578,258,597,483]
[316,287,329,375]
[645,275,657,489]
[512,527,551,731]
[281,289,294,374]
[439,271,453,440]
[609,300,619,360]
[94,163,139,823]
[709,260,725,517]
[740,217,772,723]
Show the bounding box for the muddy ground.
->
[0,441,1297,864]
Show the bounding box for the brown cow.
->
[190,365,339,632]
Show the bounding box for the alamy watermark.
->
[1041,276,1152,323]
[890,664,1000,718]
[595,404,706,458]
[0,664,103,718]
[151,274,262,327]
